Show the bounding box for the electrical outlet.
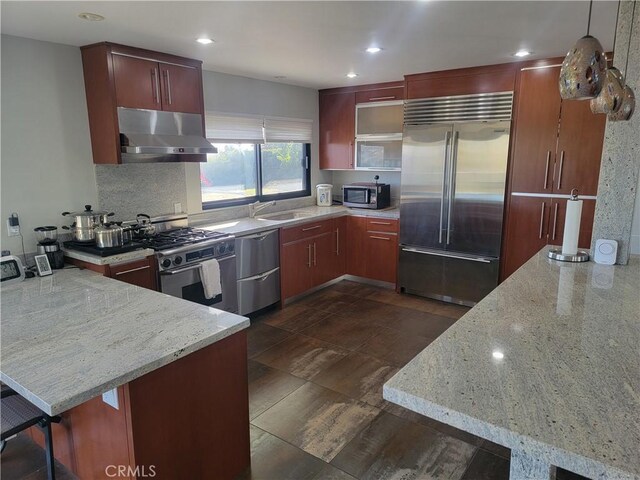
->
[7,213,20,237]
[102,388,119,410]
[174,202,182,214]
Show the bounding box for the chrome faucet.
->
[249,200,276,218]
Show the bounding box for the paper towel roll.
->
[561,198,582,255]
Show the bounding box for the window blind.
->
[206,113,312,144]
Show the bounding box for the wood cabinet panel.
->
[333,216,347,277]
[547,198,596,249]
[365,232,398,283]
[355,86,404,103]
[106,257,158,291]
[405,64,517,99]
[366,218,399,234]
[346,216,368,278]
[312,232,336,287]
[509,66,562,194]
[319,92,355,169]
[502,196,551,279]
[280,219,333,244]
[112,54,161,110]
[555,100,605,196]
[281,240,314,299]
[159,63,203,114]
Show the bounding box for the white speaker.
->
[594,239,618,265]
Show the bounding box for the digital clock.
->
[0,255,26,285]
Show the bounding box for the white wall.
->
[0,35,97,254]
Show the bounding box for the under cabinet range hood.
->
[117,107,217,162]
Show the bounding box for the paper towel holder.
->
[548,189,590,262]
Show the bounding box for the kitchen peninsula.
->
[384,249,640,480]
[0,268,250,479]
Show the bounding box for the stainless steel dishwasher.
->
[235,229,280,315]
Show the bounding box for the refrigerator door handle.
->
[446,131,459,245]
[402,247,493,263]
[439,131,451,244]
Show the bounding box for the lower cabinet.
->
[502,195,595,279]
[279,215,398,301]
[346,216,399,283]
[65,256,159,291]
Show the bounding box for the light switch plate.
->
[102,388,119,410]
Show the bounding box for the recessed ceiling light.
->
[366,47,382,54]
[346,72,359,79]
[78,12,105,21]
[196,38,215,45]
[514,50,532,57]
[492,350,505,360]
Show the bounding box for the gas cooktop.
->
[139,228,231,251]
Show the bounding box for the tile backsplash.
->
[95,163,188,221]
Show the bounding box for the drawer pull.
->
[114,265,150,276]
[302,225,322,232]
[370,221,392,225]
[307,244,312,268]
[368,95,396,101]
[370,235,391,241]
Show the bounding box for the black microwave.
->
[342,183,391,209]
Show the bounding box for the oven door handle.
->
[160,256,234,276]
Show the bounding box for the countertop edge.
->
[2,318,250,416]
[382,383,636,480]
[62,247,155,266]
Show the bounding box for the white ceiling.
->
[1,1,618,90]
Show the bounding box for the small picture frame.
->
[34,254,53,277]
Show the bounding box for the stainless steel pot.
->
[61,205,115,242]
[115,222,133,244]
[95,223,124,249]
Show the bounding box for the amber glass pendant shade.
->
[590,67,625,114]
[608,85,635,121]
[559,35,607,100]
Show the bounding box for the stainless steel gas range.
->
[144,215,238,313]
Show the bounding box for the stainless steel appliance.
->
[235,230,280,315]
[34,226,64,269]
[343,177,391,209]
[399,92,513,306]
[118,108,217,163]
[61,205,115,242]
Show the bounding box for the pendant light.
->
[559,0,607,100]
[608,0,636,121]
[591,1,624,114]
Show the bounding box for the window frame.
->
[201,143,311,210]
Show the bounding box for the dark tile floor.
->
[1,280,589,480]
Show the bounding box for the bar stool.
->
[1,385,61,480]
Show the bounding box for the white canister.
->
[316,184,333,206]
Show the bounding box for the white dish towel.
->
[199,258,222,299]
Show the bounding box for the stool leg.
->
[43,421,56,480]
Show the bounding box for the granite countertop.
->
[62,247,155,266]
[194,205,400,236]
[0,268,249,416]
[384,248,640,479]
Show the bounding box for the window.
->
[201,114,312,209]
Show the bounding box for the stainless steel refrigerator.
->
[399,92,513,306]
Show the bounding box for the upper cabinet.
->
[319,81,404,170]
[81,42,205,164]
[319,91,356,169]
[509,64,605,196]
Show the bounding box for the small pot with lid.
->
[95,223,124,249]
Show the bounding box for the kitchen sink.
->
[257,211,313,221]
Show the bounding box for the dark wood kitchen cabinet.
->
[502,196,596,278]
[346,216,398,284]
[509,65,605,196]
[81,42,205,164]
[332,216,347,277]
[319,91,355,169]
[65,256,158,291]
